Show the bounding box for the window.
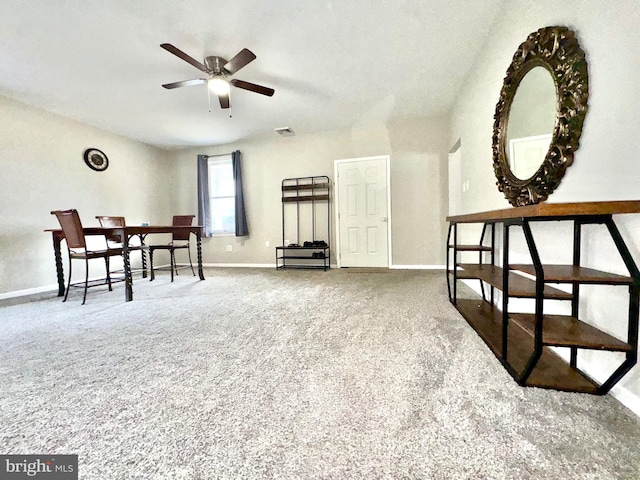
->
[208,154,235,234]
[197,151,248,238]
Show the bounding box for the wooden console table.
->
[446,201,640,394]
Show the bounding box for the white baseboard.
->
[203,263,275,268]
[579,356,640,418]
[0,270,152,300]
[0,268,166,301]
[203,263,345,269]
[610,384,640,418]
[390,264,446,270]
[0,284,59,300]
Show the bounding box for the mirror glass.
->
[506,66,557,180]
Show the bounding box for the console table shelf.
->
[455,299,601,394]
[509,264,634,284]
[456,264,573,299]
[510,313,633,352]
[446,200,640,395]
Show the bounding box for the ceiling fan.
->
[160,43,275,109]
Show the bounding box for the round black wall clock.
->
[83,148,109,171]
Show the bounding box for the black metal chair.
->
[96,215,146,275]
[148,215,196,282]
[51,209,123,304]
[95,216,129,248]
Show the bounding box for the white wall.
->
[170,115,449,268]
[0,94,449,295]
[448,0,640,413]
[0,94,174,295]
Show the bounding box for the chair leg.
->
[106,256,113,291]
[82,258,89,305]
[149,248,155,281]
[63,258,72,302]
[187,244,195,276]
[170,249,175,282]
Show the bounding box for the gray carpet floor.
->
[0,268,639,479]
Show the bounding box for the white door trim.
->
[448,144,462,217]
[333,155,392,268]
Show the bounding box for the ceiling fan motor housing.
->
[205,56,229,75]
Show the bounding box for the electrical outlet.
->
[226,245,232,252]
[265,241,270,247]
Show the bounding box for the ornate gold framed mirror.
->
[492,26,589,206]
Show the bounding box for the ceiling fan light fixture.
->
[208,77,230,95]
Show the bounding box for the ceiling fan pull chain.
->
[207,86,211,113]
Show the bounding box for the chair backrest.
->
[51,209,86,249]
[172,215,195,241]
[96,216,126,243]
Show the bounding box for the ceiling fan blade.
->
[230,79,275,97]
[218,93,230,109]
[223,48,256,74]
[162,78,207,89]
[160,43,209,73]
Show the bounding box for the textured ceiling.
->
[0,0,504,150]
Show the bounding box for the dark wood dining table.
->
[45,225,205,301]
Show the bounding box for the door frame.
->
[448,139,462,216]
[333,155,392,268]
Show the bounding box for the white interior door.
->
[448,146,462,216]
[335,156,389,267]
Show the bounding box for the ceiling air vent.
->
[275,127,295,137]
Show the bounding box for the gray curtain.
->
[232,150,249,237]
[197,154,212,237]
